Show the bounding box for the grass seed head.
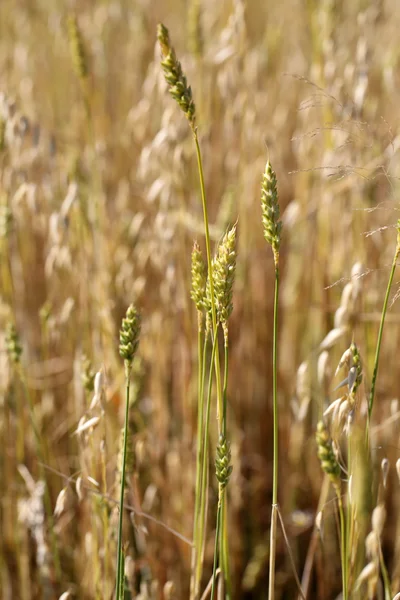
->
[119,304,141,366]
[215,434,233,490]
[316,420,341,485]
[81,354,95,393]
[261,160,282,265]
[207,224,237,325]
[5,322,22,364]
[157,23,196,128]
[190,241,207,312]
[67,14,89,82]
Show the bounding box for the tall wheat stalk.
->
[260,160,282,600]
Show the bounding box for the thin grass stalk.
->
[220,328,231,598]
[191,314,207,599]
[193,132,224,424]
[268,265,280,600]
[367,225,400,436]
[378,540,392,600]
[101,441,110,597]
[336,490,348,600]
[115,367,131,600]
[211,487,223,599]
[196,330,219,591]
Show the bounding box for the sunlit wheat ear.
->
[215,434,233,490]
[316,421,341,487]
[190,241,207,314]
[67,14,89,82]
[5,322,22,364]
[157,23,196,128]
[206,224,237,327]
[261,160,282,266]
[119,304,141,373]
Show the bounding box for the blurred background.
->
[1,0,400,598]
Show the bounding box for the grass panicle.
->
[191,240,207,314]
[67,13,89,82]
[261,160,282,266]
[157,23,196,128]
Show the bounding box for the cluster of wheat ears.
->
[2,1,400,599]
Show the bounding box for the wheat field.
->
[1,1,400,599]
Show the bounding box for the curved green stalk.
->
[367,241,400,428]
[115,365,131,599]
[336,489,348,600]
[211,488,223,600]
[196,331,219,592]
[268,265,280,600]
[379,541,392,600]
[191,317,207,599]
[193,131,223,425]
[194,129,231,596]
[220,329,231,598]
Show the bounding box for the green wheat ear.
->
[191,241,207,313]
[316,421,341,486]
[215,434,233,490]
[206,224,237,326]
[157,23,196,128]
[119,305,141,368]
[5,323,22,364]
[67,13,89,82]
[261,160,282,266]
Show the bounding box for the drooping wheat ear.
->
[81,354,95,393]
[215,434,233,490]
[207,224,237,327]
[261,161,282,266]
[191,241,207,314]
[5,323,22,364]
[157,23,196,128]
[119,305,141,372]
[67,14,89,82]
[316,421,341,486]
[187,0,203,58]
[118,427,135,490]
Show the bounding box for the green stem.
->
[196,331,218,592]
[115,363,131,599]
[211,491,223,600]
[268,264,280,600]
[220,328,231,598]
[193,131,224,427]
[191,316,206,599]
[367,246,399,428]
[336,489,347,600]
[346,434,352,595]
[379,541,392,600]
